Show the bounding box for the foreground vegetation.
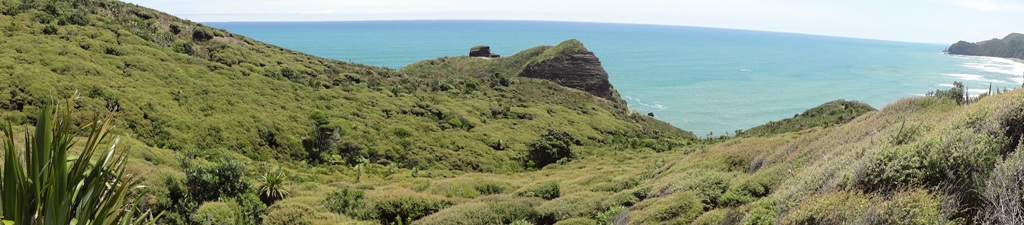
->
[2,0,1024,224]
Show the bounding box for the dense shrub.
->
[473,179,512,195]
[552,218,597,225]
[595,206,628,225]
[628,192,705,225]
[738,197,778,225]
[527,129,579,168]
[235,192,267,225]
[414,195,542,225]
[690,208,729,225]
[781,190,947,224]
[870,190,947,224]
[858,129,1000,195]
[192,26,215,41]
[264,202,314,225]
[324,187,369,217]
[719,177,771,207]
[537,192,605,222]
[648,169,731,207]
[194,201,240,225]
[515,180,561,200]
[183,157,251,202]
[992,98,1024,154]
[367,189,454,224]
[982,150,1024,224]
[781,192,874,224]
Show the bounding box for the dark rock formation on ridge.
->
[518,39,624,104]
[470,45,500,57]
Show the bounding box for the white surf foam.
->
[957,55,1024,76]
[942,73,1007,83]
[623,96,668,110]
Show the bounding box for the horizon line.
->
[199,19,951,45]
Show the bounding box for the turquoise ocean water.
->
[207,20,1024,135]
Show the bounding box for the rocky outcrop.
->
[470,45,500,57]
[947,33,1024,59]
[518,40,624,104]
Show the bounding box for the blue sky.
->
[122,0,1022,44]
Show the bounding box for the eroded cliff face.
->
[518,40,625,105]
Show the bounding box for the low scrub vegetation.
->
[5,1,1024,224]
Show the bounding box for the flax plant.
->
[0,99,153,225]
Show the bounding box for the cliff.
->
[518,40,625,104]
[947,33,1024,59]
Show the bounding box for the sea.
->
[206,20,1024,136]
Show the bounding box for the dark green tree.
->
[527,129,579,168]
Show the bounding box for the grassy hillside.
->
[0,0,693,173]
[737,99,876,137]
[3,0,1024,225]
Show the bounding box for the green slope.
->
[3,1,1024,225]
[0,0,693,172]
[737,99,876,137]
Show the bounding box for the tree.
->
[0,98,155,224]
[526,129,579,168]
[258,167,290,205]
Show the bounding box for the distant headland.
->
[947,33,1024,60]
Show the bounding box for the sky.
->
[121,0,1023,44]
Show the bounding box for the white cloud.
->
[946,0,1024,11]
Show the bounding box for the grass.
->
[4,0,1024,224]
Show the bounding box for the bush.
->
[628,192,705,224]
[414,195,542,225]
[740,197,778,225]
[515,181,561,200]
[648,169,731,207]
[982,149,1024,224]
[928,81,967,105]
[858,129,1000,195]
[235,192,267,225]
[871,190,947,224]
[719,170,782,207]
[194,201,240,225]
[595,206,628,225]
[781,190,948,224]
[369,189,454,224]
[324,187,368,217]
[527,129,579,168]
[552,217,597,225]
[473,179,512,195]
[781,192,874,224]
[264,202,314,225]
[192,26,215,41]
[537,192,604,222]
[690,208,729,225]
[992,99,1024,154]
[183,157,251,202]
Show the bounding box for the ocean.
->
[206,20,1024,136]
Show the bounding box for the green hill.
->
[2,1,1024,225]
[737,99,876,137]
[0,0,693,173]
[947,33,1024,59]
